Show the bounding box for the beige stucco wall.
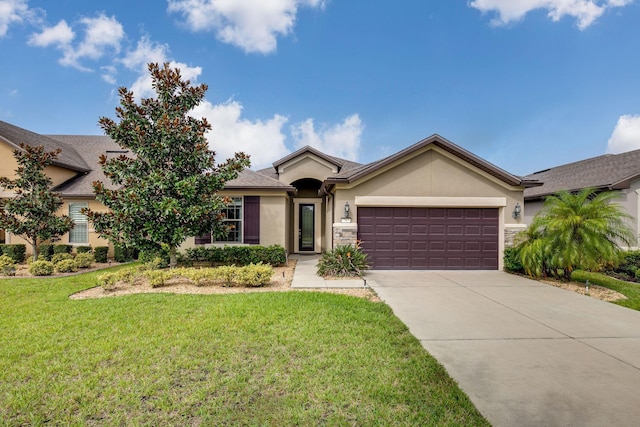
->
[180,191,290,251]
[5,198,112,256]
[0,141,78,187]
[277,155,338,185]
[333,147,524,225]
[259,195,289,248]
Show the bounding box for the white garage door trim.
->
[354,196,507,208]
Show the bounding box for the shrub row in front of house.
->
[182,245,287,267]
[0,244,26,264]
[98,263,274,290]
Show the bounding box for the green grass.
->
[572,270,640,311]
[0,268,487,426]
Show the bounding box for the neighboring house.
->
[0,120,538,269]
[523,150,640,245]
[0,120,118,251]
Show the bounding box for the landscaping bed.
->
[71,259,380,302]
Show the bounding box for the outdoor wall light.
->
[343,201,350,219]
[513,202,521,219]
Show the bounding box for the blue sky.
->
[1,0,639,175]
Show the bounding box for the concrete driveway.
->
[366,270,640,427]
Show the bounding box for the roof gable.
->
[324,134,533,189]
[0,120,90,172]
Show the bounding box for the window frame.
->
[68,202,89,244]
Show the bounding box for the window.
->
[216,197,243,243]
[69,202,89,244]
[194,197,245,244]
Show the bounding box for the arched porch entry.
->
[291,178,324,253]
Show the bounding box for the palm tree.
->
[518,188,636,280]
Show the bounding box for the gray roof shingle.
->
[523,149,640,200]
[46,135,123,196]
[0,120,90,172]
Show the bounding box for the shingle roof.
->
[523,149,640,200]
[225,169,296,192]
[257,146,363,181]
[46,135,123,196]
[270,145,363,171]
[0,120,90,172]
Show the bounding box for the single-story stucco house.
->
[523,149,640,246]
[0,119,541,269]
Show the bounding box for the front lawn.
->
[572,270,640,311]
[0,268,487,426]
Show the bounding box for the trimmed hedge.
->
[183,245,286,267]
[0,244,26,263]
[53,244,73,254]
[114,245,139,263]
[94,246,109,263]
[38,244,54,260]
[76,246,92,254]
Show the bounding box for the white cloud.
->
[60,14,124,69]
[291,114,363,161]
[27,19,74,47]
[0,0,29,37]
[469,0,633,29]
[119,37,203,99]
[29,14,124,72]
[192,99,290,169]
[607,115,640,154]
[167,0,325,54]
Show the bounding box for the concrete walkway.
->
[366,270,640,427]
[290,254,366,288]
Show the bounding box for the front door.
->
[299,204,315,251]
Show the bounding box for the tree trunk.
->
[30,240,38,262]
[169,246,177,269]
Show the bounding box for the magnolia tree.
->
[86,63,250,267]
[0,144,74,261]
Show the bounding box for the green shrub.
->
[503,247,524,273]
[76,246,92,254]
[182,245,286,266]
[97,272,119,291]
[0,254,16,276]
[53,244,73,254]
[141,270,170,288]
[317,243,369,277]
[94,246,109,263]
[55,259,78,273]
[139,248,170,267]
[38,244,54,260]
[234,263,273,287]
[51,253,74,264]
[29,260,54,276]
[75,252,95,268]
[2,244,26,263]
[114,245,128,263]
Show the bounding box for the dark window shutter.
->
[195,233,212,245]
[243,196,260,244]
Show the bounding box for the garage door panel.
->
[358,207,498,270]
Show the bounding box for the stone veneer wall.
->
[504,225,527,248]
[333,223,358,248]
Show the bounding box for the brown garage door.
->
[357,207,498,270]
